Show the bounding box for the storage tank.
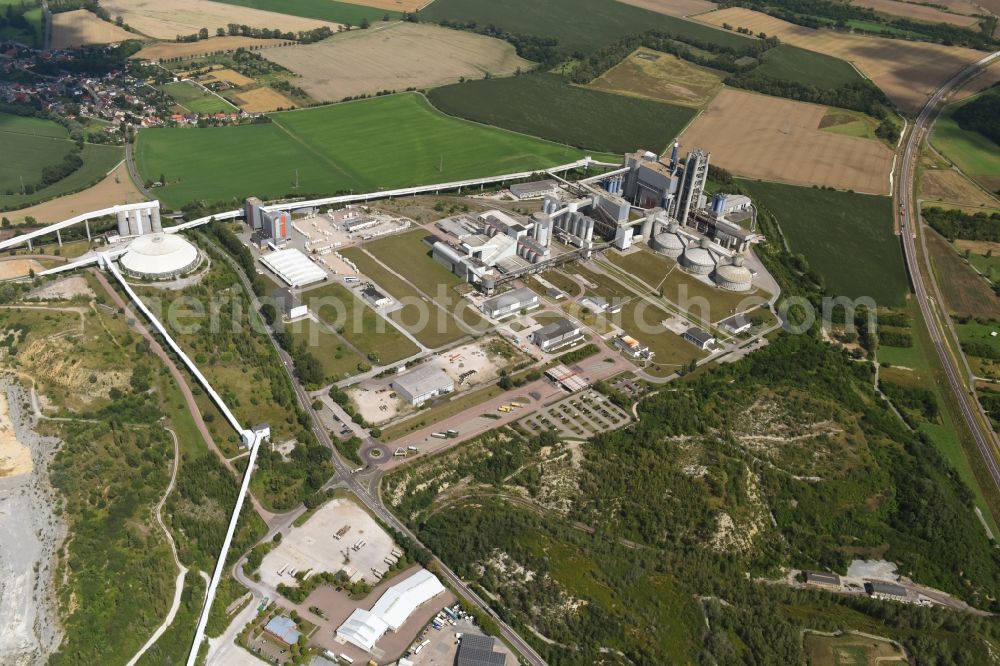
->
[651,230,684,258]
[713,255,753,291]
[680,238,715,275]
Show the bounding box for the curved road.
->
[898,51,1000,492]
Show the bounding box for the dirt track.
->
[679,88,893,193]
[696,7,984,114]
[261,22,530,102]
[101,0,339,40]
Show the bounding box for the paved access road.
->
[897,51,1000,492]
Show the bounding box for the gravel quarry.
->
[0,382,65,665]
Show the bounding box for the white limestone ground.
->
[0,382,66,665]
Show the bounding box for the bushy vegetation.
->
[211,0,400,26]
[924,206,1000,242]
[954,88,1000,146]
[428,73,695,153]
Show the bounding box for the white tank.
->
[680,242,715,275]
[651,232,684,258]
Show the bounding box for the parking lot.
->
[259,497,399,589]
[405,617,515,666]
[519,389,631,439]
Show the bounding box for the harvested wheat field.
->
[589,48,722,107]
[133,36,288,62]
[616,0,718,17]
[262,22,530,102]
[51,10,136,48]
[230,86,296,112]
[851,0,980,26]
[101,0,339,40]
[3,162,142,226]
[201,67,254,86]
[950,59,1000,103]
[679,88,893,193]
[922,168,1000,208]
[696,7,984,114]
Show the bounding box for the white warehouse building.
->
[392,365,454,406]
[260,248,327,287]
[336,569,447,652]
[480,287,539,319]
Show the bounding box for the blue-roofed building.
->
[264,615,301,645]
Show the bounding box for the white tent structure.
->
[336,569,446,652]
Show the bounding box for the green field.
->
[301,282,419,364]
[211,0,399,24]
[0,1,43,47]
[428,73,696,154]
[136,93,602,208]
[421,0,752,55]
[931,98,1000,193]
[0,143,124,212]
[739,180,906,307]
[956,320,1000,358]
[161,81,238,114]
[0,113,72,193]
[755,44,868,91]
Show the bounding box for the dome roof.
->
[682,246,714,266]
[120,233,199,277]
[715,262,752,283]
[653,232,684,249]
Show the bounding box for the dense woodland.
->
[924,206,1000,242]
[954,87,1000,146]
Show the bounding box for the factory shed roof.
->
[371,568,446,630]
[509,179,557,198]
[264,616,302,645]
[719,313,752,333]
[457,634,507,666]
[482,287,538,315]
[535,318,579,341]
[684,327,714,345]
[392,365,453,399]
[261,248,327,287]
[337,609,389,652]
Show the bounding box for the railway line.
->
[897,51,1000,494]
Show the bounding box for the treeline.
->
[177,24,334,45]
[726,72,892,118]
[433,19,561,67]
[729,0,998,49]
[954,88,1000,145]
[924,206,1000,242]
[569,29,775,84]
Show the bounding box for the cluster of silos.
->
[650,222,686,259]
[518,235,548,263]
[554,211,595,245]
[604,174,624,195]
[531,212,552,246]
[712,255,753,291]
[116,203,162,237]
[680,238,716,275]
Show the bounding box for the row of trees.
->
[954,86,1000,145]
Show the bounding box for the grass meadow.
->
[755,44,871,91]
[931,99,1000,194]
[421,0,752,55]
[136,93,599,208]
[428,73,696,154]
[160,81,238,115]
[738,180,906,306]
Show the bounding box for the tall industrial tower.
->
[672,149,709,225]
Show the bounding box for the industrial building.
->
[263,615,302,645]
[614,334,653,361]
[804,571,842,589]
[865,581,908,601]
[719,313,752,335]
[245,197,264,230]
[622,143,708,221]
[260,248,327,287]
[480,287,539,319]
[119,233,201,280]
[392,365,454,406]
[335,569,447,652]
[262,210,291,244]
[362,284,391,308]
[682,327,715,350]
[531,318,583,353]
[509,179,558,200]
[456,634,508,666]
[115,201,162,237]
[275,287,308,321]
